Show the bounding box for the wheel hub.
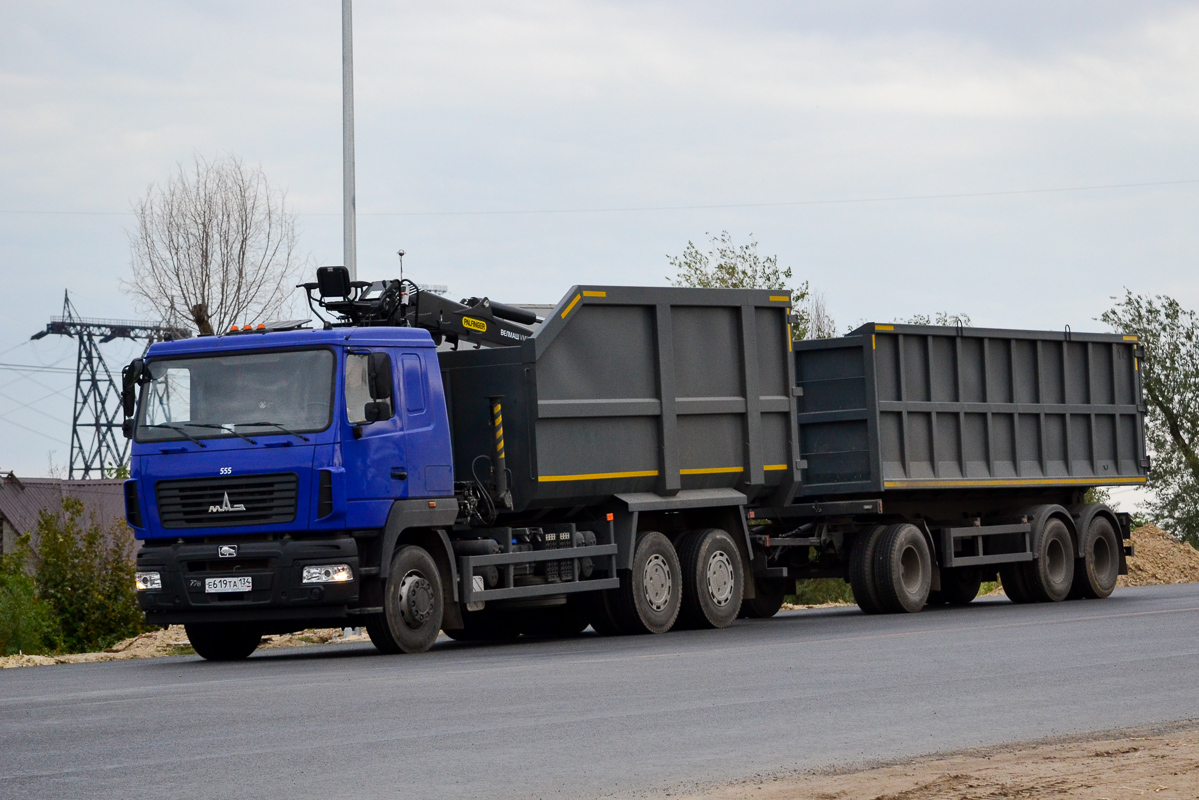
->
[706,551,735,607]
[398,571,435,629]
[642,553,672,612]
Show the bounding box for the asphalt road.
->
[3,583,1199,799]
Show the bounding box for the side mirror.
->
[368,352,393,400]
[316,266,352,299]
[121,359,144,422]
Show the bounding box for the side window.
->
[345,354,372,424]
[401,354,426,414]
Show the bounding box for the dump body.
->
[793,323,1149,498]
[440,285,800,511]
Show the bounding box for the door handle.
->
[391,468,408,480]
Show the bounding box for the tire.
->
[848,525,888,614]
[939,567,982,606]
[1072,515,1120,599]
[184,622,262,661]
[677,529,744,629]
[739,578,789,619]
[999,563,1036,604]
[873,523,932,613]
[1022,517,1075,602]
[612,531,682,634]
[366,545,444,654]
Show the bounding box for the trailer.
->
[122,269,1147,660]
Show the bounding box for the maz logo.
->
[208,492,247,514]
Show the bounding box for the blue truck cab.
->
[126,325,460,655]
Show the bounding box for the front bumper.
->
[136,536,360,627]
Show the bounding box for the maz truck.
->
[122,267,1148,660]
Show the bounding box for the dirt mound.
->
[1119,524,1199,587]
[0,626,366,669]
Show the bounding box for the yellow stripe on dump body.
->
[538,469,659,482]
[680,466,743,475]
[883,476,1147,489]
[769,295,790,302]
[763,464,788,471]
[875,324,894,331]
[560,294,582,318]
[582,290,606,297]
[1123,335,1139,341]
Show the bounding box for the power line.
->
[1,177,1197,219]
[0,362,79,375]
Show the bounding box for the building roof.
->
[0,474,126,539]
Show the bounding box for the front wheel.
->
[367,545,444,654]
[184,622,262,661]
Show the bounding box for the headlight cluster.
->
[302,564,354,584]
[135,571,162,591]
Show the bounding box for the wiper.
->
[234,421,310,442]
[144,423,208,448]
[184,423,258,445]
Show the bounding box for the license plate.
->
[205,576,253,593]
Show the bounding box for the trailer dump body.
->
[793,323,1148,497]
[440,286,800,511]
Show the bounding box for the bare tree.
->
[805,290,838,339]
[125,154,303,336]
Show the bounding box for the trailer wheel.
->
[848,525,888,614]
[874,523,932,613]
[678,529,744,629]
[1024,518,1075,602]
[1072,515,1120,599]
[612,531,681,634]
[367,545,444,654]
[184,623,262,661]
[739,578,789,619]
[938,567,983,606]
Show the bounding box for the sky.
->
[1,0,1197,507]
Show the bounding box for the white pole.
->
[342,0,357,281]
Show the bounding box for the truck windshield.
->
[135,349,335,443]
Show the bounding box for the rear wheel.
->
[873,523,932,613]
[1023,518,1075,602]
[367,545,444,654]
[612,531,681,634]
[185,622,262,661]
[739,577,790,619]
[1072,515,1120,599]
[678,529,744,629]
[848,525,888,614]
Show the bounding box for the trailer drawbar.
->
[121,266,1147,660]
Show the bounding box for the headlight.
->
[135,571,162,591]
[302,564,354,584]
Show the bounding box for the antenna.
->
[397,249,405,282]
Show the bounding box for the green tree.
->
[904,312,972,326]
[1100,292,1199,544]
[668,231,813,338]
[0,536,59,656]
[33,498,145,653]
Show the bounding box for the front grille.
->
[156,473,298,529]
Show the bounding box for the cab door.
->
[341,350,407,501]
